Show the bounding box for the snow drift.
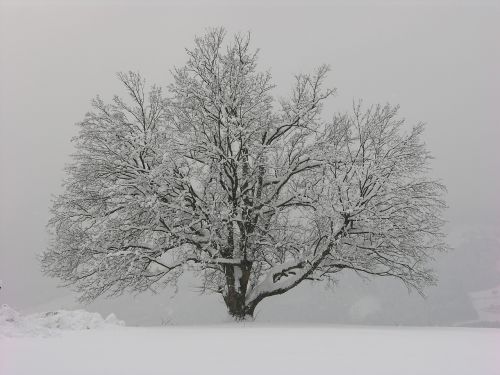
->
[0,304,124,338]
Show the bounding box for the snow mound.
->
[469,284,500,323]
[0,304,125,338]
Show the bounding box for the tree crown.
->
[42,28,446,318]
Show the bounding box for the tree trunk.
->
[224,289,252,320]
[223,261,254,320]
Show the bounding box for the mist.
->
[1,0,499,326]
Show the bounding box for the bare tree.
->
[42,28,446,319]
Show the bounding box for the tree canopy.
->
[42,28,446,319]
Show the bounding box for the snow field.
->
[1,324,499,375]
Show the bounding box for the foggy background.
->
[1,0,499,326]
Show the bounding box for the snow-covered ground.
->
[1,320,499,375]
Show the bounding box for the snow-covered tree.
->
[42,28,446,319]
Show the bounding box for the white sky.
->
[1,0,499,311]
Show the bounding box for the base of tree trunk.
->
[228,311,255,321]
